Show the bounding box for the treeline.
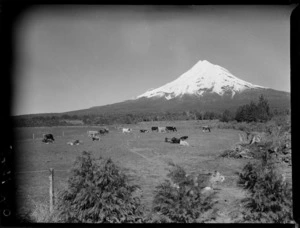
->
[12,110,222,127]
[220,95,290,123]
[13,95,290,127]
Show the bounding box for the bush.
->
[151,164,217,223]
[238,159,293,223]
[55,151,144,223]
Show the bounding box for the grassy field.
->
[13,120,254,221]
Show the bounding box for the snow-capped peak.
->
[137,60,267,100]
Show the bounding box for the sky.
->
[12,5,294,116]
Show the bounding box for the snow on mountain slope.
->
[137,60,267,100]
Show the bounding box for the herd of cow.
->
[41,126,211,145]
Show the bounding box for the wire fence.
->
[15,169,69,174]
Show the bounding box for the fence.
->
[15,168,69,212]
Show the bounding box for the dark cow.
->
[151,127,158,132]
[140,129,149,133]
[165,137,180,144]
[42,134,54,143]
[171,137,181,144]
[180,136,188,140]
[99,128,109,135]
[202,126,211,132]
[166,126,177,132]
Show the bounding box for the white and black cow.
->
[158,127,167,133]
[92,135,100,141]
[122,128,132,133]
[87,130,100,137]
[202,126,211,132]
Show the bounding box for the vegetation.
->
[238,158,293,223]
[150,163,217,223]
[235,95,272,123]
[55,151,145,223]
[13,110,222,127]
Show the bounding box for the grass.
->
[13,120,288,222]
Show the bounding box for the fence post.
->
[49,168,54,213]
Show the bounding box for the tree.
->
[220,109,234,122]
[56,151,145,223]
[235,95,271,123]
[256,95,271,122]
[151,163,217,223]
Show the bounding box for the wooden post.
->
[49,168,54,213]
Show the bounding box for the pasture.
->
[14,120,251,221]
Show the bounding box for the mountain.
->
[64,60,290,116]
[137,60,266,100]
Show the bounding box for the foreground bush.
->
[55,151,144,223]
[238,158,293,223]
[151,164,217,223]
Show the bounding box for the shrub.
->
[238,159,293,223]
[55,151,144,223]
[151,164,217,223]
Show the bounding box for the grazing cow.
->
[87,130,100,137]
[180,136,188,140]
[151,127,158,132]
[99,128,109,135]
[140,129,149,133]
[122,128,132,133]
[42,134,54,143]
[92,135,100,141]
[67,139,80,146]
[158,127,167,133]
[171,137,180,144]
[166,126,177,132]
[202,126,211,132]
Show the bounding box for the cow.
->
[180,136,188,140]
[42,134,54,143]
[151,127,158,132]
[122,128,132,133]
[202,126,211,132]
[67,139,81,146]
[158,127,167,133]
[87,130,100,137]
[171,137,180,144]
[166,126,177,132]
[140,129,149,133]
[92,135,100,141]
[99,128,109,135]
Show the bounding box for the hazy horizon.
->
[12,5,294,116]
